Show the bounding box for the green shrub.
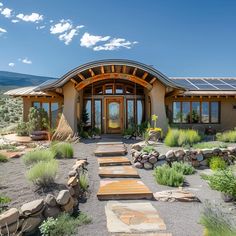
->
[209,156,227,171]
[205,169,236,197]
[0,153,8,162]
[141,145,155,154]
[79,172,89,192]
[153,164,184,187]
[216,130,236,143]
[164,128,201,147]
[17,122,29,136]
[39,212,92,236]
[0,144,16,151]
[172,162,195,175]
[51,142,74,159]
[0,195,11,213]
[23,149,55,166]
[192,142,227,149]
[26,160,58,187]
[200,202,236,236]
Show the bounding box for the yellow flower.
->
[152,114,158,121]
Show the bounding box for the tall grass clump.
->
[216,130,236,143]
[26,160,58,187]
[79,172,89,192]
[23,149,55,166]
[153,164,184,187]
[209,156,227,171]
[192,142,227,149]
[164,128,201,147]
[200,202,236,236]
[51,142,74,159]
[0,153,8,163]
[172,161,195,175]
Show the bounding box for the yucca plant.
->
[51,142,74,159]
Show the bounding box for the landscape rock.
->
[154,160,167,167]
[144,162,153,169]
[134,162,143,169]
[20,199,44,216]
[149,156,158,164]
[61,197,74,213]
[56,190,71,205]
[67,176,78,186]
[21,216,43,233]
[142,154,149,160]
[131,143,143,151]
[166,150,175,160]
[43,206,61,218]
[45,194,57,207]
[68,170,77,177]
[174,149,185,159]
[68,186,75,196]
[0,220,23,235]
[0,208,19,227]
[196,153,204,162]
[158,154,166,160]
[133,151,141,159]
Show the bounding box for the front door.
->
[106,97,123,134]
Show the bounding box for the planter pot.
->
[221,193,234,202]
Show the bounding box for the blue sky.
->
[0,0,236,78]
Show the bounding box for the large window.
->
[172,101,220,124]
[84,100,92,126]
[94,100,102,130]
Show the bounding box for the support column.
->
[149,80,168,135]
[63,81,78,133]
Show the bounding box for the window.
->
[94,86,103,94]
[137,100,144,125]
[32,102,40,108]
[115,85,123,94]
[84,100,92,126]
[94,100,102,130]
[105,85,113,94]
[51,103,59,128]
[126,86,134,94]
[172,101,220,124]
[42,103,49,114]
[127,100,135,128]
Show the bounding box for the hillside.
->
[0,71,57,87]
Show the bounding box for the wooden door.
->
[105,97,123,134]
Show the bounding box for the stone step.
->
[99,166,139,178]
[97,179,153,200]
[97,156,131,166]
[97,141,123,145]
[94,144,127,157]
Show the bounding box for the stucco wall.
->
[149,80,168,134]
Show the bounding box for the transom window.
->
[172,101,220,124]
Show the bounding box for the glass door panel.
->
[108,102,120,129]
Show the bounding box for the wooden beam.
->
[101,66,105,74]
[78,73,85,81]
[71,78,78,85]
[89,69,95,77]
[132,67,137,76]
[142,72,148,80]
[122,65,126,74]
[111,65,115,73]
[150,77,156,84]
[165,89,184,98]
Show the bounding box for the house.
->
[5,59,236,135]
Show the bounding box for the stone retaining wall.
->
[0,159,88,236]
[131,143,236,170]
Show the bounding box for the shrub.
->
[0,144,16,151]
[39,212,92,236]
[204,169,236,197]
[26,160,58,187]
[192,142,227,149]
[209,156,227,171]
[200,202,236,236]
[17,122,29,136]
[0,195,11,213]
[51,142,74,159]
[0,153,8,162]
[172,161,195,175]
[79,172,89,192]
[216,130,236,143]
[141,145,155,154]
[23,149,55,166]
[153,164,184,187]
[164,128,201,147]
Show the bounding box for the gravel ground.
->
[76,139,236,236]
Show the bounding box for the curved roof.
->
[37,59,183,90]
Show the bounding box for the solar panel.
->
[171,79,198,90]
[222,79,236,86]
[188,79,207,84]
[196,84,216,90]
[213,84,234,90]
[205,79,225,85]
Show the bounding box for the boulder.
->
[133,151,141,159]
[201,149,213,155]
[67,176,78,187]
[174,149,185,159]
[142,154,149,160]
[134,162,143,169]
[61,197,74,213]
[192,160,200,167]
[68,170,77,177]
[151,150,159,157]
[140,159,148,164]
[43,206,61,218]
[212,148,221,155]
[196,153,204,162]
[154,160,167,167]
[144,162,153,170]
[56,190,71,205]
[228,147,236,154]
[73,185,81,198]
[68,186,75,196]
[149,156,158,164]
[158,154,166,160]
[21,216,43,233]
[0,208,19,227]
[0,220,23,235]
[131,143,143,151]
[20,199,44,216]
[166,150,175,160]
[45,194,57,207]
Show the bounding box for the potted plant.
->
[147,114,162,141]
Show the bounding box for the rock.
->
[0,220,23,235]
[174,149,185,158]
[149,156,158,164]
[134,162,143,169]
[133,151,141,159]
[148,130,161,141]
[200,159,208,166]
[43,206,61,218]
[56,190,71,205]
[140,159,148,163]
[228,146,236,154]
[154,160,167,167]
[151,150,159,157]
[166,150,175,160]
[158,154,166,160]
[201,149,213,155]
[61,197,74,213]
[212,148,221,155]
[21,216,43,233]
[68,170,77,177]
[153,189,200,202]
[192,160,200,167]
[68,186,75,196]
[67,176,78,187]
[0,208,19,227]
[131,143,143,151]
[73,197,79,207]
[73,185,81,198]
[142,154,149,160]
[144,162,153,169]
[21,199,44,216]
[45,194,57,207]
[196,153,204,162]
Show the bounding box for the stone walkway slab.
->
[105,201,166,233]
[95,144,127,156]
[112,234,172,236]
[98,156,131,166]
[99,166,139,178]
[97,179,153,200]
[97,142,123,145]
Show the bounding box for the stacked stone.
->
[0,159,88,235]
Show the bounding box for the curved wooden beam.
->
[75,73,153,91]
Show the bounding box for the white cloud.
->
[36,25,46,30]
[0,27,7,33]
[93,38,138,51]
[50,19,72,34]
[1,8,12,18]
[0,2,3,7]
[19,58,32,64]
[11,19,19,23]
[59,29,78,45]
[16,12,43,23]
[8,62,15,67]
[80,32,110,48]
